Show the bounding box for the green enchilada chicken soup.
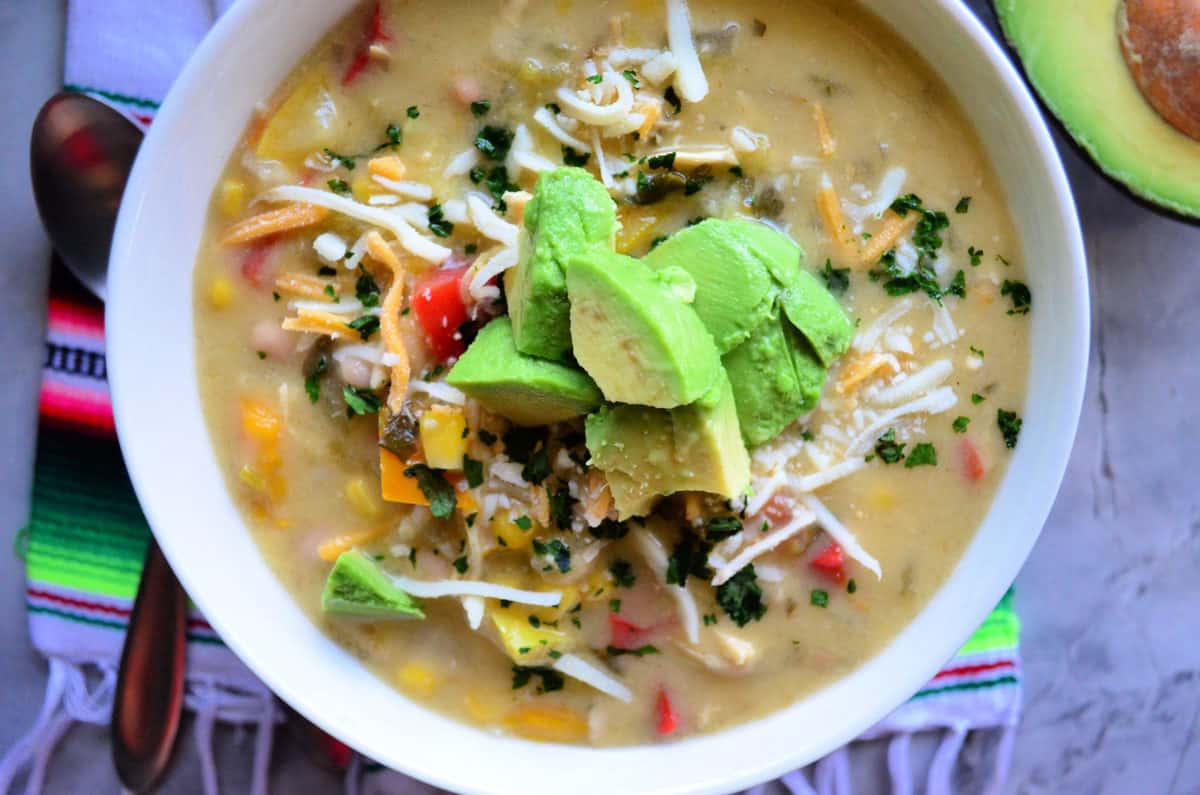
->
[194,0,1030,745]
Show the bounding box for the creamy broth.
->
[193,0,1029,746]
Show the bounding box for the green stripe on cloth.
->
[913,675,1019,701]
[958,590,1020,655]
[63,83,160,109]
[27,604,225,646]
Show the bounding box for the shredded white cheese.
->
[262,185,451,264]
[666,0,709,102]
[407,379,467,406]
[845,386,958,455]
[313,232,347,262]
[444,148,481,178]
[556,71,634,126]
[532,107,590,151]
[461,596,485,630]
[553,654,634,703]
[389,575,562,606]
[634,529,700,643]
[710,508,817,586]
[467,247,518,301]
[874,360,952,406]
[371,176,434,201]
[794,457,867,493]
[467,194,519,247]
[854,298,915,353]
[800,494,882,579]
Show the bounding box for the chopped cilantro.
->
[729,165,744,177]
[847,579,857,594]
[383,123,402,148]
[968,246,983,267]
[501,426,543,463]
[996,254,1011,267]
[323,284,338,301]
[406,105,419,119]
[621,70,640,88]
[971,393,986,405]
[355,273,380,308]
[820,259,850,295]
[588,519,629,540]
[873,428,906,464]
[532,538,571,573]
[606,644,659,657]
[547,487,573,530]
[466,512,477,528]
[702,613,718,626]
[810,589,829,608]
[585,74,604,85]
[342,385,382,417]
[478,429,498,446]
[647,152,676,170]
[997,409,1022,449]
[544,102,561,114]
[716,565,767,627]
[969,345,985,358]
[402,464,456,519]
[666,534,712,587]
[705,516,743,542]
[427,203,454,238]
[317,265,337,277]
[945,269,966,298]
[609,598,621,613]
[684,173,713,195]
[327,178,351,195]
[514,515,533,531]
[562,146,590,167]
[348,315,380,340]
[904,443,938,468]
[474,125,513,160]
[1000,280,1031,315]
[664,85,682,114]
[952,416,971,433]
[322,148,358,170]
[609,559,636,588]
[470,99,491,117]
[955,196,972,214]
[521,449,552,485]
[463,455,484,488]
[511,666,564,693]
[452,555,468,574]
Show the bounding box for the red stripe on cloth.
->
[47,297,104,339]
[39,381,114,434]
[932,660,1015,681]
[27,587,214,632]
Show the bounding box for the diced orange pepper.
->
[380,448,475,511]
[240,398,281,444]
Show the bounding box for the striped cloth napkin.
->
[1,3,1023,794]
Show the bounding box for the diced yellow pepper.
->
[491,510,535,551]
[615,208,661,255]
[255,71,343,163]
[208,277,234,309]
[503,704,588,743]
[397,662,439,694]
[240,398,281,445]
[419,405,468,470]
[218,179,246,218]
[345,477,381,519]
[489,607,571,665]
[379,448,475,511]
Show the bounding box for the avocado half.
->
[996,0,1200,217]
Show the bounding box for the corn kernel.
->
[419,405,468,470]
[218,179,247,217]
[345,477,381,519]
[397,662,439,694]
[503,704,588,743]
[239,465,266,491]
[208,277,235,309]
[491,510,535,551]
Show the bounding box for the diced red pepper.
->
[608,613,653,650]
[960,438,986,482]
[412,265,471,361]
[341,3,391,86]
[655,689,679,736]
[809,543,846,584]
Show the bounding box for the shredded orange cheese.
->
[221,203,328,245]
[318,528,387,562]
[816,183,860,265]
[861,211,919,265]
[813,103,836,159]
[366,230,412,413]
[281,309,353,337]
[274,272,338,300]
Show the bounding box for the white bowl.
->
[107,1,1088,792]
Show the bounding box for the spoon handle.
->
[112,539,188,793]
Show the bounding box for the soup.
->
[193,0,1030,746]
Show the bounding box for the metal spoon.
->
[30,92,187,793]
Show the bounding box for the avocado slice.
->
[997,0,1200,217]
[508,167,618,360]
[642,219,780,352]
[722,313,826,447]
[780,269,855,367]
[321,549,424,619]
[567,249,722,408]
[446,317,602,426]
[585,373,751,518]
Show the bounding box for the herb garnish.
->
[997,409,1022,449]
[532,538,571,573]
[904,443,938,468]
[705,516,743,542]
[348,315,380,340]
[427,203,454,238]
[463,455,484,488]
[589,519,629,540]
[955,196,972,214]
[1000,280,1031,315]
[327,178,351,195]
[810,589,829,608]
[621,70,640,88]
[342,385,382,417]
[647,152,676,170]
[470,99,491,118]
[355,273,380,308]
[968,246,983,267]
[952,416,970,433]
[609,559,636,588]
[562,146,590,167]
[666,534,712,587]
[403,464,456,519]
[971,393,986,405]
[606,644,659,657]
[474,125,513,161]
[452,555,468,574]
[548,487,574,530]
[585,74,604,85]
[716,565,766,627]
[511,666,564,693]
[820,259,850,295]
[873,428,906,464]
[305,354,329,403]
[664,86,682,114]
[470,164,519,211]
[406,105,420,119]
[521,449,552,485]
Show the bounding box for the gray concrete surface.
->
[1,1,1197,794]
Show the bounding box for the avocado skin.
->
[446,317,602,426]
[508,168,618,361]
[585,372,750,518]
[321,549,424,619]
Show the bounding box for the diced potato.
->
[255,71,343,164]
[345,477,381,518]
[219,179,246,218]
[208,277,234,309]
[491,510,536,551]
[489,607,571,665]
[419,405,468,470]
[240,398,281,445]
[397,662,439,694]
[502,704,588,743]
